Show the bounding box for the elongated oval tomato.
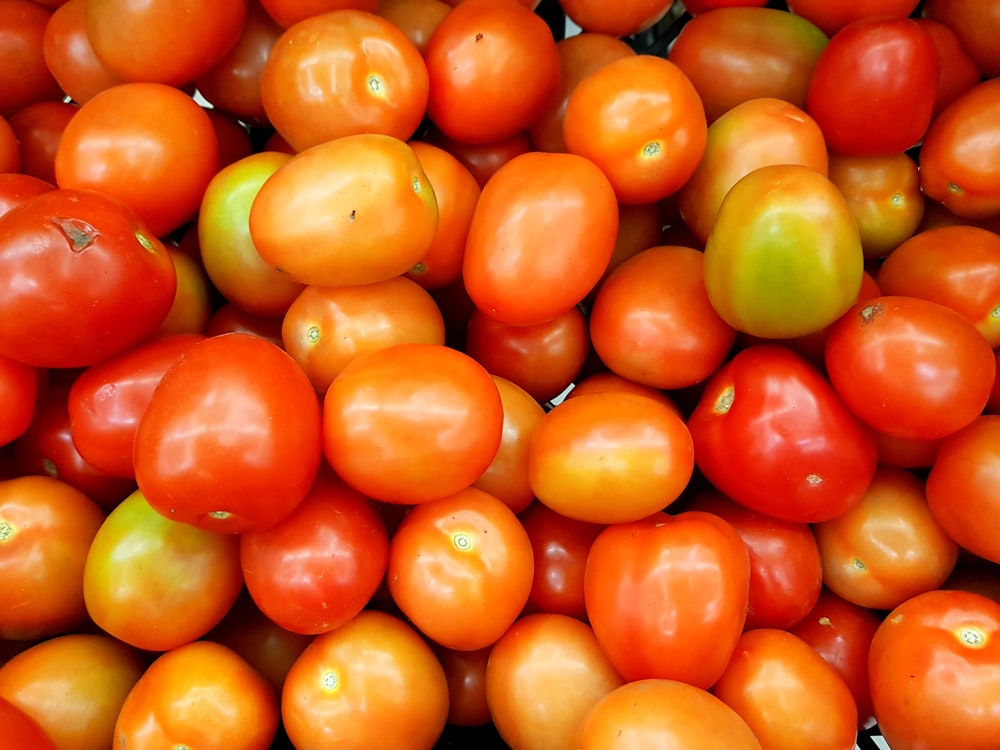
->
[462,151,618,326]
[249,134,438,287]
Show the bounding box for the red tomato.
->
[824,296,997,441]
[0,0,62,118]
[7,100,76,186]
[559,0,675,36]
[157,245,212,337]
[869,589,1000,750]
[422,126,533,189]
[41,0,127,105]
[0,354,38,448]
[916,17,982,117]
[134,332,323,534]
[682,0,766,12]
[433,644,491,727]
[923,0,1000,79]
[206,303,285,346]
[688,344,878,523]
[0,695,58,750]
[805,18,939,156]
[786,0,919,37]
[0,172,53,219]
[377,0,451,55]
[0,188,176,368]
[584,511,749,687]
[259,0,379,28]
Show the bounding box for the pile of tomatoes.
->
[2,0,1000,748]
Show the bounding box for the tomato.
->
[0,0,62,118]
[424,0,560,145]
[565,371,681,415]
[387,486,533,650]
[919,78,1000,220]
[0,633,145,750]
[926,416,1000,565]
[84,0,246,86]
[433,644,491,727]
[786,0,919,37]
[806,18,939,156]
[115,640,279,750]
[788,587,882,730]
[259,0,379,28]
[41,0,127,105]
[528,391,694,525]
[589,245,737,391]
[282,277,446,393]
[592,200,668,291]
[422,126,533,189]
[668,6,828,124]
[682,0,766,12]
[824,296,996,441]
[323,343,502,504]
[250,134,438,287]
[7,100,76,186]
[0,475,105,640]
[869,589,1000,750]
[134,332,323,534]
[558,0,675,36]
[0,354,38,448]
[67,333,205,479]
[713,628,858,750]
[462,151,618,326]
[685,489,823,631]
[0,172,53,219]
[923,0,1000,79]
[0,114,19,174]
[206,303,284,346]
[916,17,982,118]
[0,695,58,750]
[703,164,864,339]
[0,188,177,368]
[485,613,624,750]
[575,678,762,750]
[813,466,959,611]
[874,430,941,470]
[157,245,213,336]
[261,10,428,151]
[584,511,749,687]
[563,55,705,206]
[240,472,389,635]
[688,344,878,523]
[281,610,449,750]
[377,0,451,55]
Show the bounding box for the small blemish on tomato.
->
[859,302,883,326]
[475,32,483,42]
[713,386,734,414]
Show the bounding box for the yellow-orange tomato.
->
[249,134,438,287]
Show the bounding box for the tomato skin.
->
[869,589,1000,750]
[786,0,919,37]
[42,0,127,105]
[916,17,982,118]
[260,0,380,28]
[0,172,53,220]
[688,345,878,524]
[0,695,58,750]
[584,510,750,687]
[923,0,1000,79]
[559,0,675,37]
[8,100,77,186]
[0,354,38,448]
[0,0,62,118]
[824,296,997,441]
[0,188,177,369]
[134,332,323,534]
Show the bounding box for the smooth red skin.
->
[687,344,879,524]
[0,0,62,118]
[584,510,750,688]
[0,695,58,750]
[685,490,823,631]
[0,354,38,448]
[788,587,882,730]
[806,18,940,156]
[67,334,206,479]
[916,18,983,117]
[240,473,389,636]
[7,101,77,186]
[0,173,53,219]
[923,0,1000,79]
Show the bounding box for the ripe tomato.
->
[7,100,77,186]
[433,644,491,727]
[824,296,997,441]
[0,354,38,448]
[422,126,533,189]
[0,188,177,369]
[157,245,212,337]
[115,640,279,750]
[41,0,127,105]
[923,0,1000,79]
[134,332,323,534]
[281,610,449,750]
[559,0,675,36]
[387,486,534,650]
[0,172,53,219]
[786,0,919,37]
[565,371,681,414]
[377,0,451,54]
[585,511,749,687]
[713,628,858,750]
[575,678,762,750]
[813,466,959,611]
[462,151,618,326]
[869,589,1000,750]
[0,0,62,118]
[916,17,982,117]
[0,114,19,174]
[0,475,105,640]
[485,613,624,750]
[688,344,878,523]
[528,391,694,525]
[703,164,864,339]
[259,0,379,28]
[54,82,220,238]
[0,695,57,750]
[250,134,438,287]
[260,10,428,151]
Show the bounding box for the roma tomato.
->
[0,188,176,369]
[869,589,1000,750]
[134,332,323,534]
[462,151,618,327]
[584,511,750,687]
[824,296,996,441]
[703,164,864,339]
[688,345,878,523]
[528,391,694,525]
[250,134,438,287]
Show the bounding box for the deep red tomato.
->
[916,17,982,117]
[559,0,675,36]
[0,173,53,219]
[422,126,533,189]
[786,0,919,36]
[7,100,76,186]
[824,295,997,440]
[688,344,878,523]
[923,0,1000,79]
[0,0,62,118]
[805,18,939,156]
[41,0,127,105]
[0,354,38,448]
[0,188,177,369]
[869,589,1000,750]
[206,303,285,347]
[432,643,491,727]
[134,332,323,534]
[584,510,750,687]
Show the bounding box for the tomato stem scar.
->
[713,386,734,414]
[0,520,12,541]
[957,626,987,648]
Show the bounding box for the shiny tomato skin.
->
[559,0,675,37]
[688,344,878,523]
[0,172,53,219]
[0,695,58,750]
[916,17,982,118]
[0,0,62,118]
[786,0,919,37]
[0,354,38,448]
[869,589,1000,750]
[923,0,1000,79]
[0,188,176,369]
[42,0,128,105]
[134,332,323,534]
[584,510,750,688]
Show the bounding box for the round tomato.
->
[0,0,62,118]
[259,0,379,29]
[923,0,1000,79]
[916,17,982,117]
[377,0,451,55]
[7,100,77,186]
[0,695,57,750]
[433,644,491,727]
[0,354,38,448]
[41,0,127,105]
[559,0,675,36]
[786,0,919,37]
[0,172,53,219]
[422,126,533,189]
